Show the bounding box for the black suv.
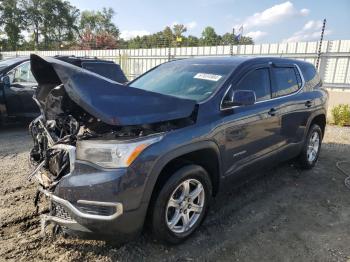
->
[0,56,127,123]
[28,55,328,244]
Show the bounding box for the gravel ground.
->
[0,124,350,262]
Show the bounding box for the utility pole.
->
[316,18,326,70]
[230,28,235,56]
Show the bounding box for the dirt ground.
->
[0,124,350,262]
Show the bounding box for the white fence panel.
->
[1,40,349,88]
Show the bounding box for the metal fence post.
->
[168,45,171,61]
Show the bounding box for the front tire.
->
[298,124,322,169]
[151,165,212,244]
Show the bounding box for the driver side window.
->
[236,68,271,102]
[7,62,37,85]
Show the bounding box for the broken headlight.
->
[76,135,163,168]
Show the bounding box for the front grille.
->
[75,203,116,216]
[52,202,74,221]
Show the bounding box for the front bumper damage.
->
[29,137,124,237]
[39,187,123,236]
[27,55,192,240]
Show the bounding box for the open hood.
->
[30,54,197,126]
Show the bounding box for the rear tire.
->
[151,165,212,244]
[298,124,322,169]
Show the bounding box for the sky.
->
[68,0,350,43]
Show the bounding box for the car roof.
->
[54,55,114,65]
[0,56,28,65]
[171,56,308,67]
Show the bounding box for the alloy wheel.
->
[165,179,205,234]
[307,131,320,163]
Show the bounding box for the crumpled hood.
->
[30,54,197,126]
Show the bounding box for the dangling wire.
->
[336,160,350,190]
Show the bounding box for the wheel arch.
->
[142,140,223,207]
[306,111,326,139]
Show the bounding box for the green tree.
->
[79,7,120,49]
[201,26,218,46]
[80,8,119,37]
[172,24,186,46]
[221,32,235,45]
[185,35,199,46]
[238,36,254,45]
[41,0,79,49]
[22,0,79,50]
[172,24,187,38]
[0,0,25,50]
[162,26,173,46]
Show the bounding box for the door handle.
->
[268,108,277,116]
[305,100,313,108]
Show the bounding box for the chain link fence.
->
[1,40,350,89]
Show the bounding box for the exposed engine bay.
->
[28,84,196,189]
[28,55,197,190]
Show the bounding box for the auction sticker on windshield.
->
[194,73,222,81]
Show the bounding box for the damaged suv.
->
[28,54,328,244]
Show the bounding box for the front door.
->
[221,65,283,176]
[4,62,39,117]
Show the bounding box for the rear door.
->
[221,64,283,176]
[270,64,307,146]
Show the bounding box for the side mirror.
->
[222,90,256,108]
[1,75,11,88]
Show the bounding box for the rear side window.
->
[299,63,321,88]
[272,67,301,97]
[236,68,271,102]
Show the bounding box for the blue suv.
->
[28,54,328,244]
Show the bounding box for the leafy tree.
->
[220,32,254,45]
[0,0,25,50]
[185,35,199,47]
[21,0,43,49]
[172,24,187,46]
[0,1,254,51]
[172,24,186,38]
[41,0,79,49]
[22,0,79,50]
[221,32,236,45]
[162,26,173,46]
[80,8,119,37]
[79,7,120,49]
[201,26,218,46]
[238,36,254,45]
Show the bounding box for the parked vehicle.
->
[0,56,127,123]
[28,54,328,244]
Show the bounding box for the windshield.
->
[129,61,234,101]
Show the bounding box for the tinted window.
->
[130,61,234,102]
[236,68,271,102]
[272,67,300,97]
[299,63,320,88]
[299,63,316,82]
